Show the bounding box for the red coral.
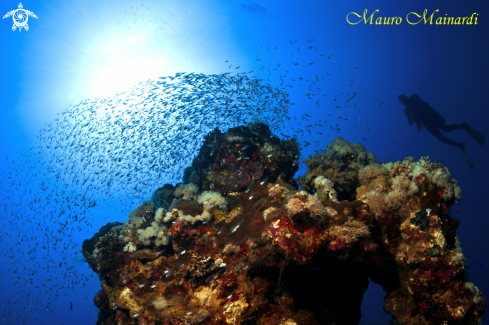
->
[358,239,378,253]
[368,255,381,266]
[328,240,349,251]
[252,277,272,294]
[415,174,427,186]
[149,272,161,281]
[217,273,237,298]
[437,189,444,199]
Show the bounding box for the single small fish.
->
[478,262,485,270]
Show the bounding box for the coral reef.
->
[192,123,300,193]
[83,124,486,325]
[297,137,376,201]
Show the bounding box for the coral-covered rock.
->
[83,127,485,325]
[193,123,300,194]
[297,137,376,201]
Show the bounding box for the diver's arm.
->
[407,107,424,130]
[405,108,414,125]
[416,119,424,132]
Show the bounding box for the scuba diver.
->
[398,93,485,170]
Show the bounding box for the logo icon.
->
[3,3,38,32]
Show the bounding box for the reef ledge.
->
[83,123,486,325]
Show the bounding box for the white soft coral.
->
[174,183,199,200]
[197,191,226,210]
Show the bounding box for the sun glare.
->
[91,58,166,97]
[82,28,183,98]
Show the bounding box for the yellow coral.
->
[118,287,142,317]
[268,183,291,201]
[226,207,242,223]
[223,293,248,324]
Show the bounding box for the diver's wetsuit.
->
[399,93,485,170]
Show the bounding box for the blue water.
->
[1,0,488,324]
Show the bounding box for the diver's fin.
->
[461,143,473,170]
[464,123,485,145]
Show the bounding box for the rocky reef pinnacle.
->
[83,123,486,325]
